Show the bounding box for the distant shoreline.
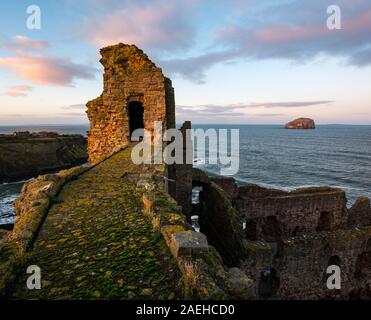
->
[1,123,371,129]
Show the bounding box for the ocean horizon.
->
[1,123,371,224]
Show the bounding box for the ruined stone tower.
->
[86,44,193,216]
[87,44,176,163]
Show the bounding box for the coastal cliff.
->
[0,132,87,181]
[1,44,370,301]
[285,118,315,129]
[1,148,254,299]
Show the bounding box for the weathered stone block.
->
[169,231,209,258]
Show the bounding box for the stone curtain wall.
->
[239,227,371,299]
[235,185,348,240]
[87,44,175,163]
[235,185,371,299]
[192,169,371,299]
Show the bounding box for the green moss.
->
[10,149,182,300]
[243,241,272,253]
[198,246,224,271]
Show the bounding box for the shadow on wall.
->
[192,168,245,267]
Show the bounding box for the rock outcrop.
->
[0,133,87,181]
[285,117,315,129]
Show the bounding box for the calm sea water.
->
[1,124,371,224]
[193,124,371,206]
[0,180,27,225]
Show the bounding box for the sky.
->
[0,0,370,125]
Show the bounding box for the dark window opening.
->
[245,220,258,241]
[261,216,282,242]
[128,101,144,140]
[317,211,334,231]
[258,267,280,299]
[328,255,341,267]
[292,226,300,237]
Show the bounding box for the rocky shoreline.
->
[0,132,88,182]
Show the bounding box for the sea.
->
[1,124,371,225]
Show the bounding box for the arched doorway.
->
[128,101,144,140]
[245,220,258,241]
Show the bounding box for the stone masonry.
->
[192,172,371,299]
[87,44,175,163]
[167,121,193,217]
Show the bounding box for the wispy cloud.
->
[0,35,48,53]
[219,1,371,65]
[57,112,87,117]
[254,113,285,117]
[245,101,333,108]
[177,105,245,117]
[176,100,332,123]
[61,104,86,110]
[158,0,371,82]
[159,50,237,84]
[178,100,332,112]
[68,0,371,83]
[0,55,96,86]
[1,85,32,97]
[82,0,197,52]
[0,33,96,86]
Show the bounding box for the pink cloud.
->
[0,35,48,52]
[2,85,32,97]
[254,25,327,44]
[254,10,371,44]
[345,9,371,32]
[0,55,96,86]
[83,0,195,51]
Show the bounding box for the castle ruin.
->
[86,43,192,216]
[87,44,175,163]
[86,43,371,300]
[192,170,371,299]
